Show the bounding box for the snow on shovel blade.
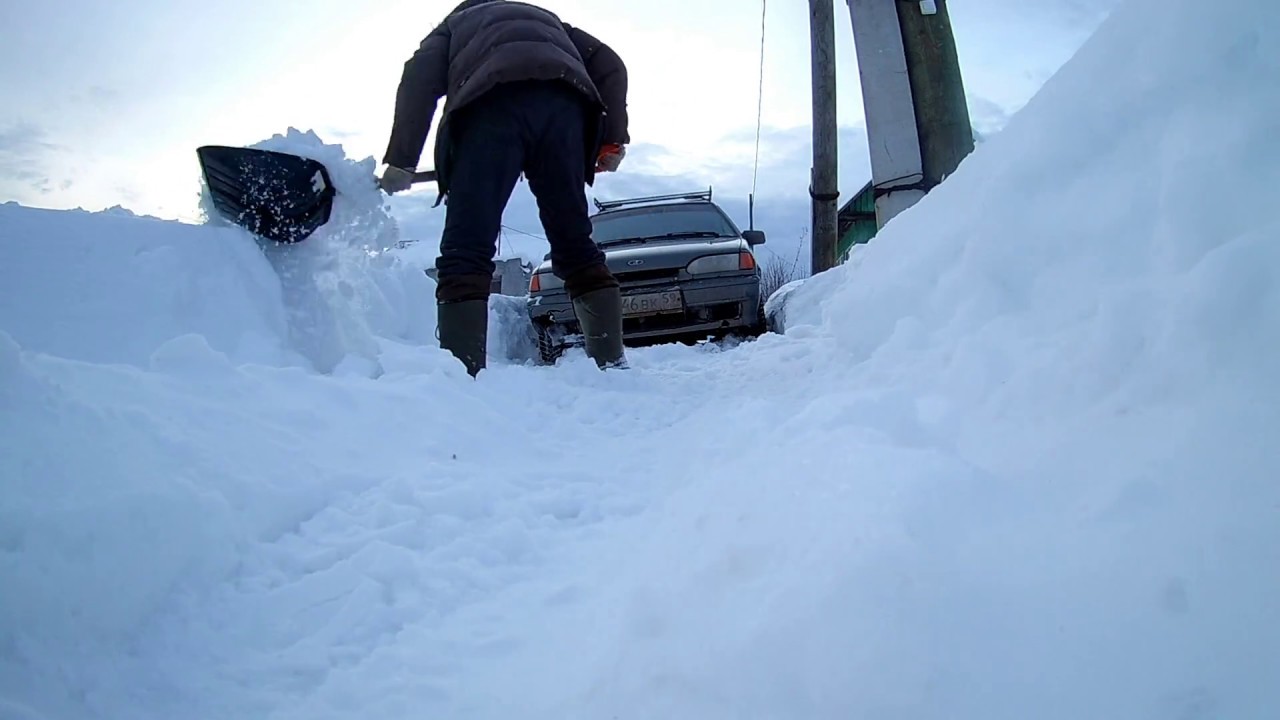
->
[196,145,337,244]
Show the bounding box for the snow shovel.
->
[196,145,437,244]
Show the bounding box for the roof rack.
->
[592,187,713,212]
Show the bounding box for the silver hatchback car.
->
[526,189,767,364]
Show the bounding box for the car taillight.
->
[530,273,541,292]
[739,252,756,270]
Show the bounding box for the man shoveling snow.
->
[378,0,632,376]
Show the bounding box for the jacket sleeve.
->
[382,24,451,169]
[565,25,630,146]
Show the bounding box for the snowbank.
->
[0,131,440,377]
[522,0,1280,716]
[0,202,304,368]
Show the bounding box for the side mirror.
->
[743,229,766,245]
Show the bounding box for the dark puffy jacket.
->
[381,0,630,193]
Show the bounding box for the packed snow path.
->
[4,320,839,719]
[3,256,951,720]
[4,0,1280,717]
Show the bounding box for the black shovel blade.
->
[197,145,337,244]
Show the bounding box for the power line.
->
[752,0,767,199]
[501,224,545,240]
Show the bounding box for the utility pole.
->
[846,0,973,229]
[809,0,839,275]
[897,0,974,193]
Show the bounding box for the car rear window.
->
[591,204,738,244]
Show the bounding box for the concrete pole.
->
[897,0,974,190]
[809,0,840,275]
[845,0,973,228]
[846,0,925,228]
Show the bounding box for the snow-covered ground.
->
[3,0,1278,718]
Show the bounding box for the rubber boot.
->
[437,299,488,377]
[572,286,628,369]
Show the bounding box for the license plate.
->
[621,290,683,316]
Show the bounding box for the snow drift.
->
[2,0,1278,717]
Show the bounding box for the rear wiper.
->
[641,231,724,240]
[632,231,726,242]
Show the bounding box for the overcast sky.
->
[1,0,1117,267]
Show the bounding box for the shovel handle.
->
[411,169,438,184]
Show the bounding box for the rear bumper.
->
[528,274,763,343]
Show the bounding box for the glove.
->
[595,143,625,173]
[378,165,414,194]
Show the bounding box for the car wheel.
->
[535,324,563,365]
